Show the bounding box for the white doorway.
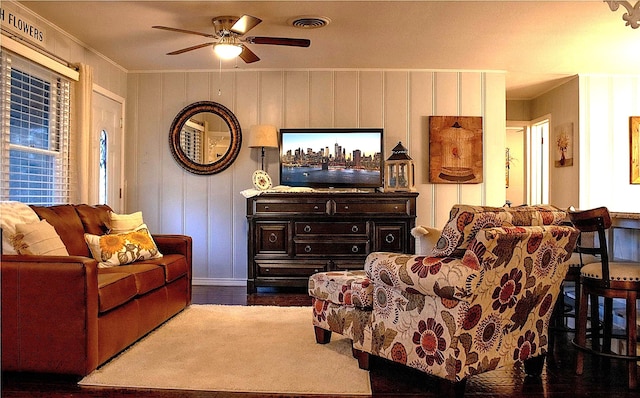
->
[506,117,549,207]
[92,89,124,212]
[506,124,526,206]
[528,117,550,205]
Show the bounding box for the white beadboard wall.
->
[579,74,640,213]
[579,74,640,262]
[126,70,506,285]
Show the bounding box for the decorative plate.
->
[252,170,272,190]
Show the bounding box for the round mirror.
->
[169,101,242,175]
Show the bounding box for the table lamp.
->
[248,125,279,171]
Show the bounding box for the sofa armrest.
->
[153,234,192,258]
[365,225,579,302]
[1,255,100,375]
[153,234,192,274]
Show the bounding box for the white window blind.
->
[0,50,72,205]
[180,124,203,164]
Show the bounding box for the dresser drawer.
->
[331,260,366,270]
[256,260,327,277]
[375,224,406,252]
[254,200,327,214]
[255,223,288,254]
[332,199,409,215]
[295,221,367,235]
[294,240,369,256]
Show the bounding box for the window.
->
[180,121,203,163]
[0,51,72,205]
[99,130,107,204]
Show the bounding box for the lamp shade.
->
[248,125,279,148]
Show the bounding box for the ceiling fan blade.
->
[230,15,262,35]
[239,46,260,63]
[246,36,310,47]
[152,25,215,38]
[167,42,215,55]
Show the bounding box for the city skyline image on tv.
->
[279,129,383,188]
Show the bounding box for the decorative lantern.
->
[384,141,415,192]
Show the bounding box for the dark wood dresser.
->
[246,191,418,293]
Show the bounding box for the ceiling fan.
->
[152,15,311,63]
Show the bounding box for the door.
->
[506,124,527,206]
[506,118,549,206]
[92,91,123,212]
[528,117,550,205]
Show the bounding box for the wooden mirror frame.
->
[169,101,242,175]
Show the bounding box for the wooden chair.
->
[569,206,640,389]
[551,231,599,334]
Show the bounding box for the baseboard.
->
[192,278,247,287]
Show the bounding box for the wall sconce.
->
[248,125,279,171]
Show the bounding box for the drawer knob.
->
[269,233,278,243]
[304,225,312,233]
[265,268,270,272]
[351,245,359,253]
[305,245,312,253]
[394,205,399,210]
[351,225,359,233]
[314,268,319,273]
[313,205,319,210]
[264,205,270,210]
[385,233,395,243]
[344,205,349,210]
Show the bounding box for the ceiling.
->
[15,0,640,100]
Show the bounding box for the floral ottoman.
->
[308,270,373,351]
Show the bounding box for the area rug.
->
[79,304,371,395]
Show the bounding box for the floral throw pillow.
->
[431,205,512,258]
[84,224,162,268]
[12,219,69,256]
[1,201,40,255]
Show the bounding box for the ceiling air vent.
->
[289,16,331,29]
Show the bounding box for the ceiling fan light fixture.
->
[214,43,243,59]
[214,36,243,59]
[156,13,308,64]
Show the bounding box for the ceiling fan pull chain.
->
[218,58,222,96]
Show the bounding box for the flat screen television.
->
[279,128,384,189]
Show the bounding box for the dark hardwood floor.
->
[2,285,637,397]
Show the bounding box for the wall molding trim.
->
[192,278,247,287]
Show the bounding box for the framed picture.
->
[631,116,640,184]
[429,116,483,183]
[554,122,573,167]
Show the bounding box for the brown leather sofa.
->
[1,204,192,376]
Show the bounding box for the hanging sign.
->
[1,7,45,44]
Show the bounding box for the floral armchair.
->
[310,204,579,395]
